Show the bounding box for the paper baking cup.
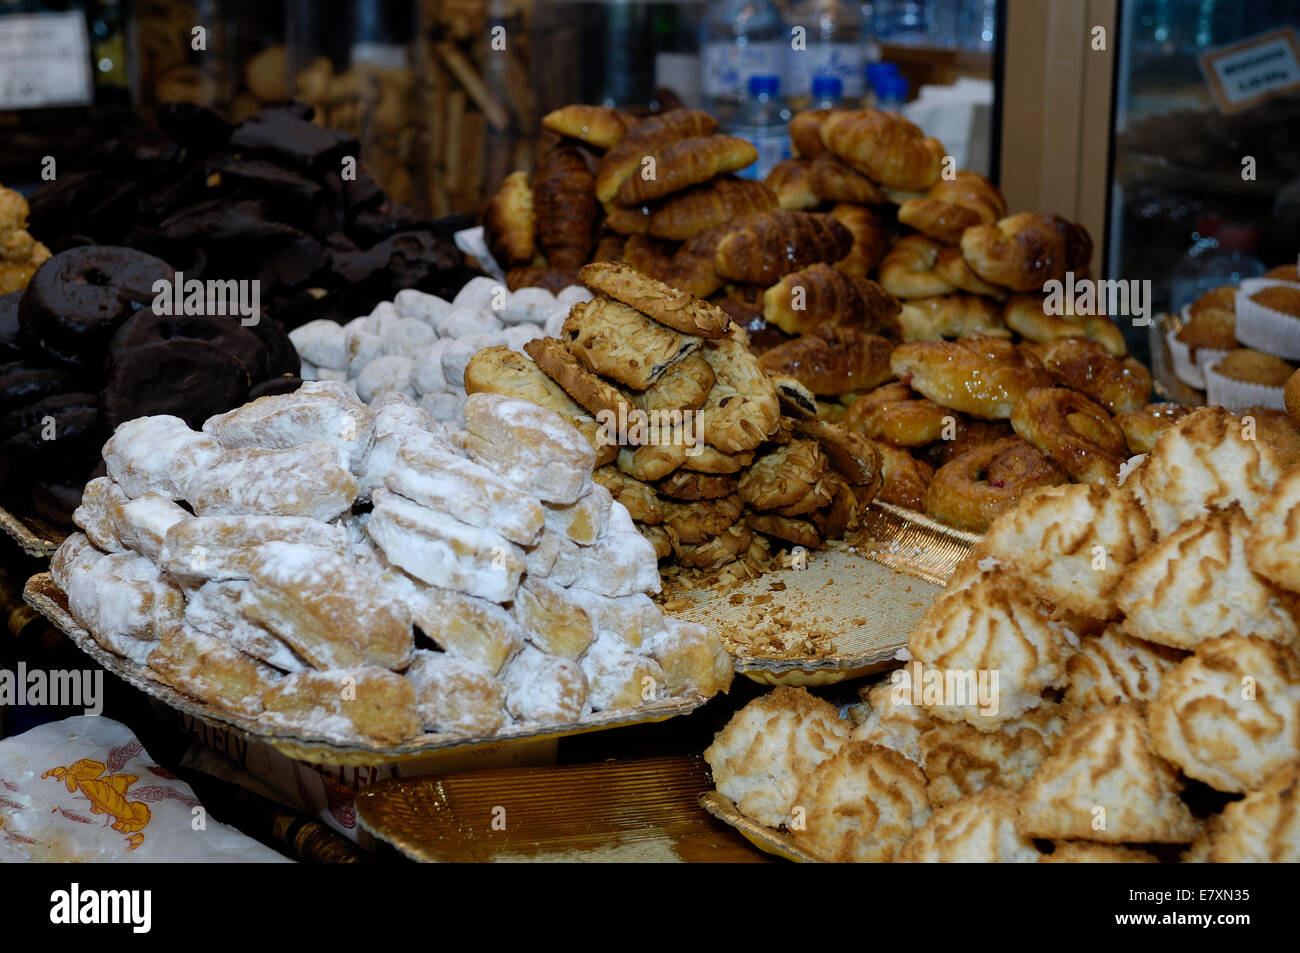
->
[1235,279,1300,360]
[1166,319,1205,390]
[1204,362,1287,412]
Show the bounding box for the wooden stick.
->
[435,41,511,131]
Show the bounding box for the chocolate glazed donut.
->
[18,246,174,367]
[0,292,24,362]
[110,310,271,383]
[101,339,251,432]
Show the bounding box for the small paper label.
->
[1200,27,1300,114]
[0,11,93,110]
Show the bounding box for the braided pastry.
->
[1010,387,1128,484]
[960,212,1093,292]
[933,245,1004,297]
[595,109,717,203]
[1003,293,1127,356]
[897,295,1007,341]
[762,263,900,336]
[897,171,1006,245]
[713,210,852,285]
[648,176,777,240]
[891,335,1052,419]
[845,382,951,447]
[809,154,886,205]
[766,159,819,210]
[878,235,957,299]
[924,437,1067,532]
[614,135,757,206]
[819,109,946,191]
[831,203,890,279]
[1034,336,1152,415]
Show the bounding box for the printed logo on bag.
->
[49,883,151,933]
[151,271,261,326]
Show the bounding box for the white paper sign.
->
[0,11,94,110]
[1200,27,1300,114]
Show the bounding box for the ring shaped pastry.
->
[924,436,1067,532]
[1011,386,1128,484]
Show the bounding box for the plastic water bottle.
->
[812,75,844,109]
[867,61,906,111]
[1169,218,1266,314]
[700,0,785,126]
[729,75,792,183]
[783,0,865,109]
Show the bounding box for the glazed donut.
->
[1003,293,1128,357]
[1010,387,1128,484]
[110,310,270,382]
[891,334,1052,419]
[1034,336,1152,414]
[845,382,952,447]
[898,294,1007,341]
[0,361,80,413]
[1114,403,1193,455]
[17,246,174,366]
[924,437,1067,532]
[931,417,1014,466]
[871,438,935,510]
[959,212,1092,292]
[101,339,251,432]
[877,235,956,299]
[897,171,1007,246]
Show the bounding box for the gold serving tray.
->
[0,504,68,558]
[697,791,820,863]
[356,756,775,862]
[23,573,712,768]
[673,501,979,685]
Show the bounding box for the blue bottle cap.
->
[748,74,781,96]
[811,75,843,99]
[879,73,909,101]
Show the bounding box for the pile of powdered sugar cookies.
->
[288,276,593,427]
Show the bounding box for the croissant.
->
[756,323,894,396]
[713,210,852,285]
[593,235,626,262]
[877,234,956,299]
[960,212,1093,292]
[933,244,1004,297]
[614,135,758,206]
[596,109,717,203]
[831,203,889,278]
[484,171,536,268]
[506,266,579,293]
[542,104,630,150]
[535,143,599,271]
[897,171,1006,245]
[602,201,651,235]
[648,176,777,240]
[766,158,819,210]
[762,263,900,336]
[664,226,728,298]
[790,108,836,158]
[819,109,946,191]
[809,154,886,205]
[621,234,678,284]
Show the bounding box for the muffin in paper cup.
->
[1236,279,1300,360]
[1166,305,1228,390]
[1205,362,1287,412]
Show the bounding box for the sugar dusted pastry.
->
[183,580,306,673]
[1015,704,1199,844]
[501,646,588,725]
[1060,626,1183,721]
[1041,842,1157,863]
[581,643,667,710]
[976,482,1154,621]
[147,625,281,717]
[1131,406,1286,537]
[703,686,852,828]
[370,391,440,440]
[792,741,931,863]
[240,541,413,671]
[512,578,595,659]
[850,672,932,765]
[542,484,612,546]
[72,477,128,552]
[262,667,423,746]
[188,442,359,521]
[368,488,525,603]
[103,415,223,499]
[64,552,185,665]
[112,494,189,564]
[1114,506,1299,650]
[406,650,508,736]
[895,788,1039,864]
[648,618,733,697]
[1147,634,1300,794]
[383,441,544,546]
[1247,462,1300,593]
[460,393,595,505]
[1185,761,1300,862]
[50,533,107,591]
[159,515,348,582]
[553,502,662,597]
[405,587,524,674]
[203,380,374,471]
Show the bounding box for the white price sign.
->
[0,11,94,110]
[1200,27,1300,114]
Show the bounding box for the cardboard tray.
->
[0,504,69,559]
[23,573,710,768]
[697,791,819,863]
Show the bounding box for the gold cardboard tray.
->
[0,504,69,558]
[697,791,820,863]
[356,756,775,862]
[1149,311,1208,406]
[672,501,979,684]
[23,573,710,768]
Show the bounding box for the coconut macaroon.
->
[1041,842,1158,863]
[1181,761,1300,862]
[1114,506,1300,650]
[1129,406,1287,537]
[1246,461,1300,593]
[907,568,1076,728]
[791,741,931,863]
[974,482,1154,621]
[849,668,933,765]
[703,686,852,828]
[1146,634,1300,794]
[1015,704,1200,844]
[918,701,1069,808]
[1061,626,1185,721]
[895,787,1040,864]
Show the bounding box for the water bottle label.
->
[786,43,865,99]
[735,132,791,183]
[702,41,786,98]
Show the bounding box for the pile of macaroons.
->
[706,407,1300,862]
[50,381,732,747]
[288,276,592,428]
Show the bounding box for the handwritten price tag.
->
[1199,27,1300,115]
[0,11,93,110]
